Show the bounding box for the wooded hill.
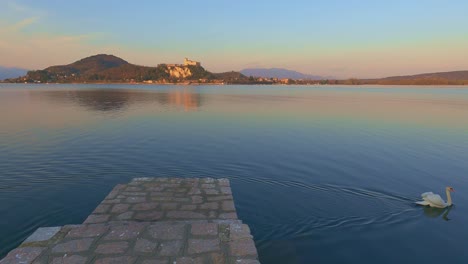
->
[359,71,468,85]
[8,54,252,84]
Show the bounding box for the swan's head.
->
[446,186,455,192]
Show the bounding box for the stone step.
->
[85,178,238,224]
[1,178,260,264]
[2,221,258,264]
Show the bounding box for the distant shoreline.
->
[4,54,468,86]
[2,81,468,87]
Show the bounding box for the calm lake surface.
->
[1,84,468,263]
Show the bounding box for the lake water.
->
[1,84,467,263]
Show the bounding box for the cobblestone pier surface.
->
[1,178,260,264]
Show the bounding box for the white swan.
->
[416,187,454,208]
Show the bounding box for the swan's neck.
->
[446,189,453,206]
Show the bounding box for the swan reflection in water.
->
[422,206,453,221]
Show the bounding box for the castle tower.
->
[184,58,201,67]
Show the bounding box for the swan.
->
[416,187,454,208]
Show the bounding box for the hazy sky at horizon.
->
[1,0,468,78]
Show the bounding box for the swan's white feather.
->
[421,192,434,198]
[421,193,447,208]
[415,201,430,206]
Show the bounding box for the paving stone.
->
[102,199,121,204]
[141,259,169,264]
[174,257,196,264]
[66,224,108,238]
[24,227,62,243]
[229,239,258,257]
[125,187,143,192]
[208,211,218,218]
[207,195,233,201]
[105,185,125,199]
[180,204,197,210]
[51,254,87,264]
[200,202,219,210]
[202,178,215,183]
[134,238,158,253]
[187,239,220,254]
[217,179,230,187]
[155,191,175,197]
[125,197,146,203]
[0,247,45,264]
[104,223,145,240]
[83,214,110,224]
[111,204,130,213]
[219,212,238,219]
[116,212,134,220]
[210,253,226,264]
[94,256,136,264]
[133,177,153,182]
[191,223,218,236]
[153,178,168,182]
[160,203,178,210]
[132,202,158,211]
[146,187,164,192]
[151,197,174,202]
[219,225,230,242]
[167,211,206,219]
[173,197,191,202]
[51,238,94,253]
[188,188,201,195]
[222,201,236,211]
[93,204,111,214]
[134,211,164,221]
[95,241,129,254]
[204,189,220,195]
[191,196,203,204]
[220,187,232,195]
[233,260,261,264]
[160,183,179,188]
[158,240,183,256]
[201,184,216,189]
[229,224,253,240]
[148,224,185,240]
[121,192,146,196]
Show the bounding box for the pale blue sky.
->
[1,0,468,78]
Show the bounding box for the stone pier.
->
[0,178,260,264]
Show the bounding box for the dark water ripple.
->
[1,85,468,263]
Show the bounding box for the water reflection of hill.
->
[30,88,203,112]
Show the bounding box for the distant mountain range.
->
[240,68,326,80]
[0,66,28,80]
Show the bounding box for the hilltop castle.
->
[183,58,200,67]
[164,58,201,68]
[160,58,202,79]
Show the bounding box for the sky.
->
[1,0,468,78]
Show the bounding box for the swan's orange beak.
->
[450,188,455,192]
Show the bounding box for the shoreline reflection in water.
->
[29,87,203,112]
